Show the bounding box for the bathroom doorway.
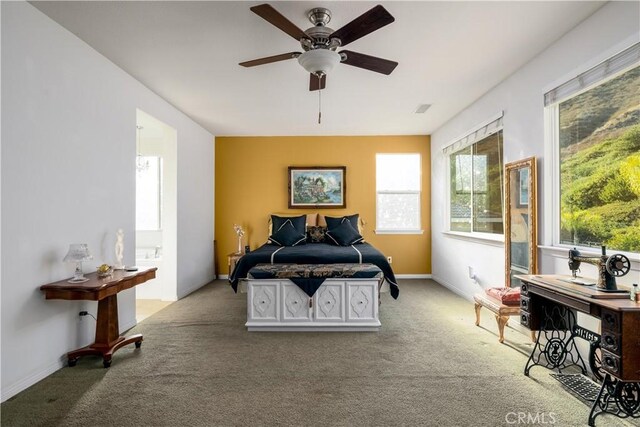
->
[135,109,177,322]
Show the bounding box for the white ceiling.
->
[31,1,605,136]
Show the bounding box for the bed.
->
[229,213,399,331]
[229,242,399,299]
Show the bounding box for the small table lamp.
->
[63,243,93,283]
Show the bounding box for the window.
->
[546,47,639,253]
[136,157,163,230]
[448,130,504,235]
[376,154,421,233]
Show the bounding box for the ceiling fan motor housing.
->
[303,26,339,51]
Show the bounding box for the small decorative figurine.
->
[233,224,245,255]
[114,228,125,270]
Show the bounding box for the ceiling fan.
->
[239,4,398,91]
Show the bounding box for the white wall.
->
[431,2,640,299]
[1,2,215,401]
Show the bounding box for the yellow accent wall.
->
[215,135,431,275]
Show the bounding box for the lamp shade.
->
[298,49,341,75]
[63,243,93,262]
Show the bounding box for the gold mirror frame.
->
[505,157,538,288]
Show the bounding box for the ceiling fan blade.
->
[250,4,308,41]
[309,74,327,91]
[329,5,394,47]
[239,52,301,67]
[340,50,398,75]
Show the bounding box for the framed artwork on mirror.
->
[517,168,530,207]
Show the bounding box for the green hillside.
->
[559,66,640,252]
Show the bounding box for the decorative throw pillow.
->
[485,287,521,306]
[271,214,306,235]
[307,226,327,243]
[325,220,363,246]
[268,220,306,247]
[325,214,359,232]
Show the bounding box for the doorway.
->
[135,109,177,322]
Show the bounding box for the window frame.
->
[135,155,163,231]
[375,153,423,235]
[544,65,640,259]
[445,128,505,241]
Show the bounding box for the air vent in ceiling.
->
[415,104,431,114]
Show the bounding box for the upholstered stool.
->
[474,292,536,344]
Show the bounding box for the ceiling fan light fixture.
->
[298,49,341,76]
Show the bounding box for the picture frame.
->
[288,166,346,209]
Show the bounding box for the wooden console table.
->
[40,267,157,368]
[517,274,639,426]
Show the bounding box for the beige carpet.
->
[1,280,633,426]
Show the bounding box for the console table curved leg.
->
[67,294,143,368]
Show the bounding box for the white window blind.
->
[442,113,504,155]
[544,42,640,106]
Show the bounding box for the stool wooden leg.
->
[474,303,482,326]
[496,315,509,343]
[530,331,537,342]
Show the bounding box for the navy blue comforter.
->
[229,243,399,299]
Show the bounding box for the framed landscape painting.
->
[288,166,346,208]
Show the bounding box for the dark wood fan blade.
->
[329,5,394,47]
[250,4,308,41]
[340,50,398,75]
[309,74,327,91]
[239,52,301,67]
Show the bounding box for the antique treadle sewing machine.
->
[517,246,638,426]
[567,245,631,291]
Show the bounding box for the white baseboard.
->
[217,274,229,280]
[431,274,474,302]
[1,358,64,403]
[395,274,432,279]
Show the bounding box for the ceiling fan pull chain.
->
[318,84,322,124]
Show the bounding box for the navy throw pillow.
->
[269,220,306,247]
[325,214,359,232]
[325,220,363,246]
[272,214,306,235]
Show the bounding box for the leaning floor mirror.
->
[505,157,538,288]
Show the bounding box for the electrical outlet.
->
[387,256,392,264]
